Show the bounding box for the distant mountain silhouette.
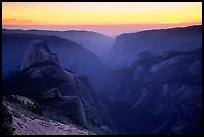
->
[2,29,114,64]
[2,25,202,135]
[108,25,202,69]
[2,32,112,92]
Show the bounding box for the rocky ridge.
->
[2,39,117,135]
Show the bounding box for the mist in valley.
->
[2,25,202,135]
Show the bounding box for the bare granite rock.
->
[2,96,95,135]
[20,40,60,71]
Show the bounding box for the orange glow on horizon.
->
[2,2,202,36]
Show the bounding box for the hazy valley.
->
[2,25,202,135]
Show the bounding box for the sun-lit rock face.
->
[20,40,60,71]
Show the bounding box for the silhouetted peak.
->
[20,39,60,70]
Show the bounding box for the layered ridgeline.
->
[2,32,111,91]
[102,48,202,134]
[108,25,202,69]
[102,25,202,134]
[2,40,117,135]
[2,25,202,135]
[2,29,114,64]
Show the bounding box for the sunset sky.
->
[2,2,202,36]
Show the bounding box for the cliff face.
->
[2,33,111,92]
[103,48,202,134]
[2,40,117,135]
[108,25,202,69]
[2,26,202,135]
[20,40,60,70]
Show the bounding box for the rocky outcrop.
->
[2,39,116,135]
[20,40,60,70]
[8,95,42,115]
[2,96,95,135]
[103,48,202,134]
[2,32,111,93]
[41,94,87,127]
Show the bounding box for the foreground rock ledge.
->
[2,96,95,135]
